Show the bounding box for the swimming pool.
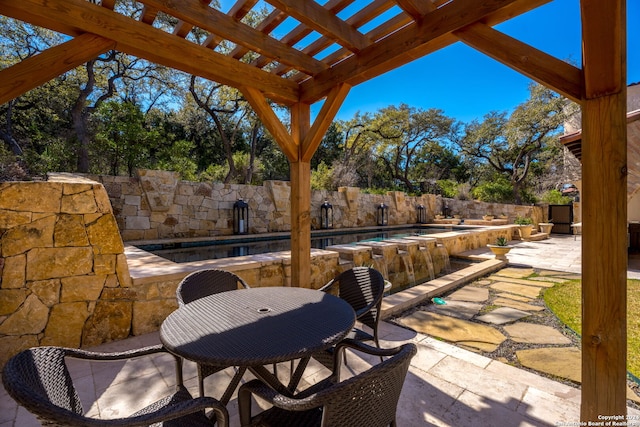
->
[137,225,475,263]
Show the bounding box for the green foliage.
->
[471,178,513,202]
[231,151,265,185]
[514,215,533,225]
[155,139,198,181]
[541,189,572,205]
[457,83,569,204]
[361,187,388,195]
[519,188,538,204]
[94,101,158,176]
[200,164,227,182]
[436,179,459,198]
[311,161,334,190]
[495,237,508,246]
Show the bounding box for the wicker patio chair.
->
[176,268,249,306]
[2,344,228,427]
[176,268,259,401]
[315,266,386,368]
[238,340,417,427]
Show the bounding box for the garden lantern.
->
[320,200,333,229]
[233,198,249,235]
[417,204,426,224]
[377,202,389,226]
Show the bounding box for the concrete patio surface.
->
[3,234,640,426]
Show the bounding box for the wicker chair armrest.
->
[333,338,400,359]
[119,393,228,427]
[61,344,167,362]
[352,290,383,320]
[318,278,336,293]
[239,377,335,424]
[7,385,227,427]
[242,341,400,411]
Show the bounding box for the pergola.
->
[0,0,627,420]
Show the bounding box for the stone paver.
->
[489,281,546,298]
[495,292,533,303]
[516,347,582,383]
[399,310,506,352]
[488,276,557,288]
[492,267,535,278]
[447,286,489,302]
[528,276,572,283]
[427,300,483,320]
[504,322,572,344]
[476,306,531,325]
[493,297,545,312]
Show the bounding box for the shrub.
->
[541,189,572,205]
[514,215,533,225]
[311,161,334,190]
[472,179,513,203]
[436,179,459,198]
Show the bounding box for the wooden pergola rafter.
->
[0,0,627,420]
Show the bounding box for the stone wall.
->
[0,175,132,366]
[84,169,542,242]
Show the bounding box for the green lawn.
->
[543,279,640,378]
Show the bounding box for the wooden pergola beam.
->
[241,86,298,162]
[142,0,327,76]
[265,0,370,53]
[300,0,550,103]
[0,34,115,105]
[301,83,351,162]
[454,23,584,103]
[0,0,300,105]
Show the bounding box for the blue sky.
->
[329,0,640,123]
[218,0,639,124]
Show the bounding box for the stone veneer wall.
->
[0,175,133,366]
[83,169,541,241]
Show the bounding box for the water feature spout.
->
[419,247,436,280]
[371,254,389,280]
[436,244,451,274]
[398,250,416,287]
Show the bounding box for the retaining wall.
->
[81,169,543,241]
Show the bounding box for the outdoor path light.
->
[377,202,389,226]
[417,204,426,224]
[320,200,333,229]
[233,198,249,234]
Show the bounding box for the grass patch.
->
[543,279,640,378]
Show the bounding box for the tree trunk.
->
[1,100,24,156]
[71,60,97,173]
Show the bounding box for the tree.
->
[93,101,159,176]
[371,104,454,192]
[0,17,68,161]
[457,83,568,204]
[329,113,378,189]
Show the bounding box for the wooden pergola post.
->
[580,0,627,420]
[290,102,312,288]
[242,85,349,288]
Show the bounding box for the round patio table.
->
[160,286,355,397]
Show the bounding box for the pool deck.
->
[3,234,640,426]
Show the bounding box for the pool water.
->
[138,226,467,263]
